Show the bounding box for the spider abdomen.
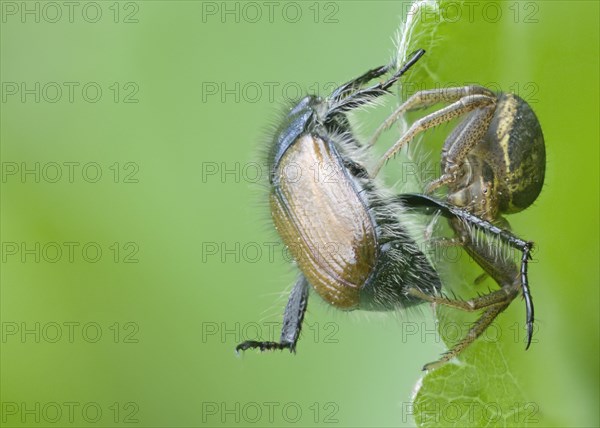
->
[485,93,546,213]
[448,93,546,220]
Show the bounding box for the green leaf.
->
[413,307,544,427]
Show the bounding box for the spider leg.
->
[406,285,518,313]
[368,85,495,147]
[371,94,496,177]
[422,301,511,371]
[406,232,521,370]
[425,104,496,193]
[397,193,534,349]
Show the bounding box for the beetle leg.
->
[329,49,425,115]
[368,85,495,147]
[397,193,534,348]
[371,94,496,177]
[426,219,502,287]
[454,218,535,350]
[236,275,309,353]
[329,64,392,103]
[397,194,533,265]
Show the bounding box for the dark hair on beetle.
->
[256,50,439,312]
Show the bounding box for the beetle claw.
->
[235,341,292,353]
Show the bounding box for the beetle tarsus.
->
[237,275,308,356]
[235,341,293,353]
[520,242,534,350]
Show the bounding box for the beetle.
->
[368,84,544,367]
[235,50,534,370]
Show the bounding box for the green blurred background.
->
[1,1,598,427]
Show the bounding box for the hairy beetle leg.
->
[236,340,293,352]
[399,193,535,364]
[235,275,309,355]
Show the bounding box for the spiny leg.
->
[397,194,533,259]
[368,85,495,147]
[449,217,519,294]
[396,193,534,348]
[459,233,535,350]
[448,209,535,349]
[329,49,425,115]
[427,225,500,286]
[422,301,511,371]
[329,64,391,102]
[406,233,519,370]
[329,52,425,102]
[236,275,309,353]
[425,105,496,193]
[406,285,518,313]
[371,94,496,177]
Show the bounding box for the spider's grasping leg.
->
[371,92,496,177]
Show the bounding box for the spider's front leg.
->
[425,102,496,194]
[369,86,496,177]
